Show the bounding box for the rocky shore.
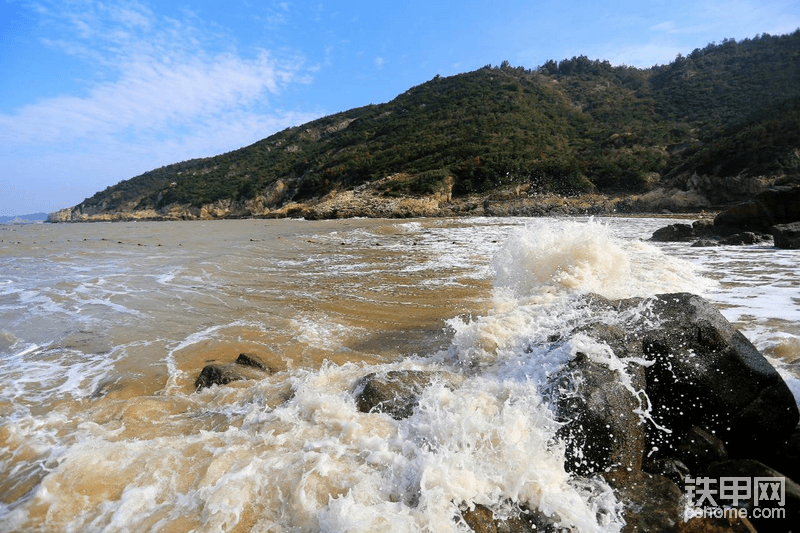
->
[649,184,800,249]
[196,293,799,532]
[47,173,797,223]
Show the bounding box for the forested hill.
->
[63,30,800,220]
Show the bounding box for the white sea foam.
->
[446,219,710,369]
[1,217,796,532]
[291,315,357,352]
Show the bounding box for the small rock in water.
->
[194,352,274,391]
[354,370,461,420]
[236,352,273,372]
[195,364,246,391]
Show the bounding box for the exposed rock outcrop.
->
[771,222,800,249]
[713,185,800,234]
[551,347,646,476]
[350,293,799,532]
[641,293,798,461]
[649,184,800,247]
[194,352,275,391]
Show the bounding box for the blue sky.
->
[1,0,799,216]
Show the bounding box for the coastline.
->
[45,188,721,223]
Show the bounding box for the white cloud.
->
[0,50,301,144]
[375,56,385,69]
[0,0,319,213]
[1,0,313,146]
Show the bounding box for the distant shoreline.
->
[0,212,48,223]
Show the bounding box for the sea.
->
[1,216,798,532]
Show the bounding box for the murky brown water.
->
[1,217,797,531]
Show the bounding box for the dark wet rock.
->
[649,220,718,243]
[350,292,798,531]
[602,470,684,533]
[677,516,756,532]
[236,352,274,372]
[704,459,800,532]
[575,321,644,360]
[691,239,720,247]
[91,377,124,398]
[718,232,771,246]
[551,349,646,476]
[761,423,800,482]
[692,219,718,237]
[650,223,698,242]
[645,457,692,487]
[195,353,273,391]
[675,426,728,475]
[689,232,771,247]
[354,370,462,420]
[651,185,800,244]
[771,222,800,249]
[195,364,247,391]
[641,293,800,462]
[713,185,800,234]
[458,503,574,533]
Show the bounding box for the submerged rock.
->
[718,232,771,245]
[354,370,462,419]
[236,352,275,372]
[458,502,573,533]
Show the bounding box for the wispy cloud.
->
[1,50,302,144]
[0,0,319,211]
[2,0,311,143]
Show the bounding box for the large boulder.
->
[551,293,798,475]
[714,185,800,234]
[649,220,719,243]
[650,223,698,242]
[551,346,646,476]
[771,222,800,249]
[640,293,799,461]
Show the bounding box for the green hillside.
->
[73,30,800,217]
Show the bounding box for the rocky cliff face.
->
[47,171,798,223]
[46,177,683,223]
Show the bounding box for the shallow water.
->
[0,216,797,531]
